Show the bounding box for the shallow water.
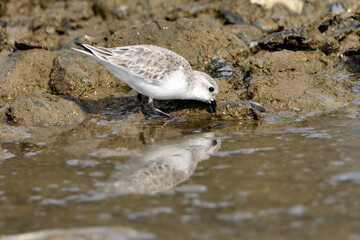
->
[1,107,360,239]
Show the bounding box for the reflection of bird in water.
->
[101,132,220,194]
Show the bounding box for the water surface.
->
[1,108,360,239]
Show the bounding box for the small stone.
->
[253,18,279,33]
[113,5,129,19]
[0,19,6,28]
[208,57,235,78]
[328,2,347,15]
[216,101,264,120]
[217,10,246,25]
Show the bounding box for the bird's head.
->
[190,70,218,103]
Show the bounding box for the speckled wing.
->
[81,44,192,85]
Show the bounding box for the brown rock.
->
[248,72,353,112]
[0,49,56,106]
[107,18,249,69]
[49,37,132,101]
[5,93,85,125]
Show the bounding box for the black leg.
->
[148,102,171,117]
[140,98,171,118]
[137,93,143,102]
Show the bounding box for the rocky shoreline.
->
[1,0,360,125]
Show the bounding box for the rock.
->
[30,1,93,34]
[247,72,353,112]
[14,38,46,50]
[317,13,360,54]
[216,10,246,25]
[246,50,330,76]
[216,100,264,120]
[245,49,353,112]
[253,17,280,33]
[93,0,177,19]
[328,2,347,15]
[113,5,129,19]
[260,28,323,51]
[0,26,6,51]
[49,37,131,101]
[5,93,85,125]
[107,18,249,68]
[250,0,304,14]
[0,49,56,105]
[231,24,264,42]
[93,0,126,18]
[208,57,235,78]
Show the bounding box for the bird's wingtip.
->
[72,42,94,56]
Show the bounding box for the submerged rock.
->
[5,93,85,125]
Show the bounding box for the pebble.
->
[0,19,7,28]
[328,2,347,15]
[208,57,235,78]
[217,10,246,24]
[253,18,279,33]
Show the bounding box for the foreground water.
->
[0,106,360,240]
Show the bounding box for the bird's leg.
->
[137,93,143,103]
[139,96,171,118]
[147,99,171,117]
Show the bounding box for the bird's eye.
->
[209,87,214,92]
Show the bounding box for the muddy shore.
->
[0,0,360,126]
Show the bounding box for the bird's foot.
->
[141,101,172,118]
